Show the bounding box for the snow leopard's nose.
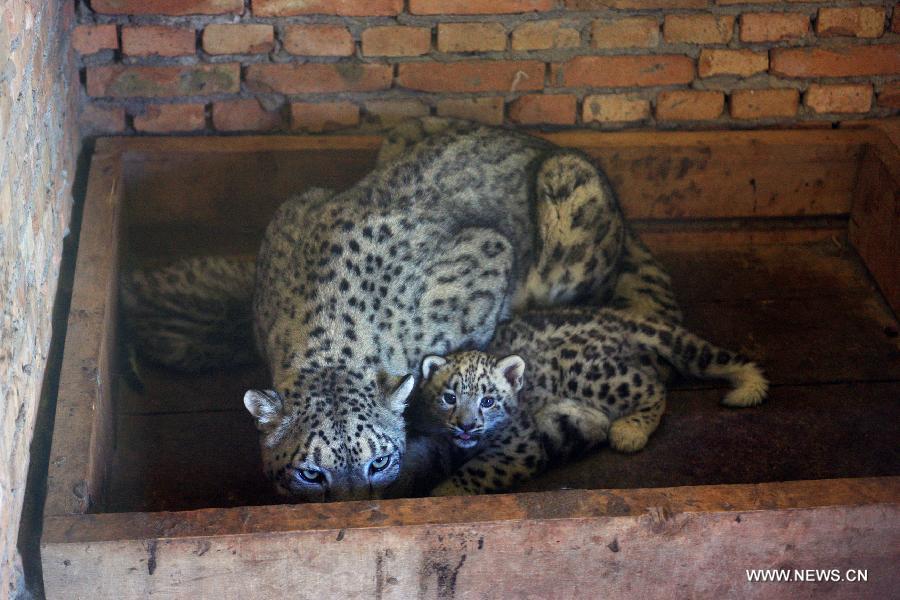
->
[459,421,477,432]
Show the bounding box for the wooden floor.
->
[104,235,900,513]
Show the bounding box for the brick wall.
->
[73,1,899,135]
[1,0,79,596]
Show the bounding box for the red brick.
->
[730,89,799,119]
[436,98,505,125]
[739,13,809,42]
[664,14,734,44]
[364,100,430,125]
[592,17,659,49]
[699,49,767,77]
[87,64,240,98]
[817,7,885,38]
[878,82,900,109]
[771,45,900,78]
[93,0,242,15]
[398,61,544,93]
[508,94,576,125]
[203,24,273,55]
[122,26,195,57]
[559,55,694,88]
[290,102,359,132]
[438,23,507,53]
[362,27,431,57]
[511,20,581,50]
[411,0,553,14]
[283,25,354,56]
[805,84,873,114]
[583,94,650,123]
[133,103,206,132]
[893,11,900,33]
[567,0,706,8]
[72,25,118,55]
[656,90,724,121]
[213,99,282,131]
[79,104,125,133]
[246,64,392,94]
[254,0,401,16]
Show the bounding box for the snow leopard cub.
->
[404,308,768,496]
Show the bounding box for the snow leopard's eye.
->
[297,468,325,485]
[369,455,391,473]
[442,392,457,405]
[480,396,495,409]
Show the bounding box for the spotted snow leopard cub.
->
[123,118,639,502]
[402,308,767,496]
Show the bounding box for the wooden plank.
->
[677,294,899,385]
[637,219,847,251]
[42,476,900,540]
[96,135,383,155]
[849,144,900,316]
[648,236,873,303]
[525,382,900,493]
[41,478,900,599]
[539,127,878,150]
[43,150,123,518]
[98,128,874,156]
[116,129,870,259]
[543,128,870,220]
[123,148,378,231]
[105,380,900,513]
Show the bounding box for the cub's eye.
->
[370,455,391,473]
[442,392,457,405]
[480,396,495,409]
[297,468,325,484]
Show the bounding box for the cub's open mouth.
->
[453,433,479,448]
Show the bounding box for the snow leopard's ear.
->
[496,355,526,392]
[244,389,283,429]
[421,355,447,380]
[386,374,415,413]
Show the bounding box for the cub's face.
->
[417,351,525,449]
[244,368,414,502]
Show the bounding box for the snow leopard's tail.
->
[614,310,768,407]
[121,256,258,371]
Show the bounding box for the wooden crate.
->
[42,125,900,599]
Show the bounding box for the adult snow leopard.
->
[124,118,635,501]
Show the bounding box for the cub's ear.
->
[496,355,526,392]
[244,389,283,428]
[421,355,447,380]
[386,374,415,413]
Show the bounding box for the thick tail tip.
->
[721,364,769,407]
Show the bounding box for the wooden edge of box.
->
[43,150,123,518]
[41,477,900,545]
[848,127,900,316]
[92,126,882,155]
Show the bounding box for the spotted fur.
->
[121,255,257,371]
[407,308,767,496]
[123,118,632,501]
